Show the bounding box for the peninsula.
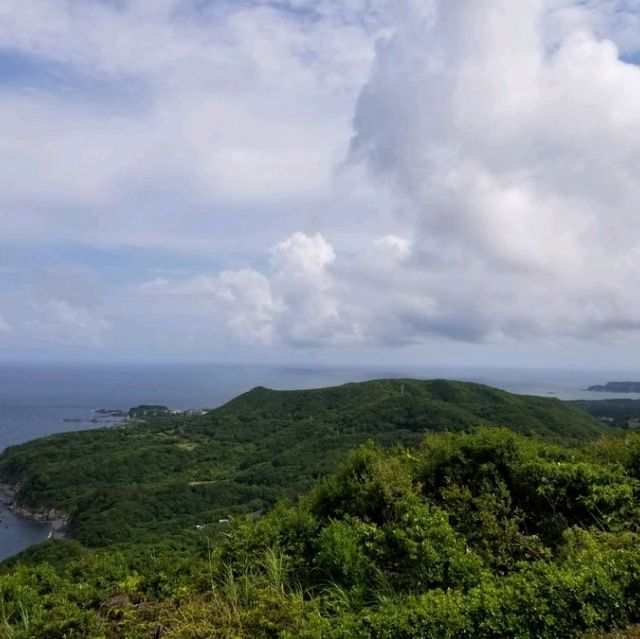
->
[587,381,640,392]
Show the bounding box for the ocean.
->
[1,362,639,560]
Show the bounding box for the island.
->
[94,408,128,417]
[587,381,640,392]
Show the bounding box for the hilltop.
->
[217,378,606,440]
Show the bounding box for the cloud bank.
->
[215,0,640,347]
[3,0,640,359]
[0,0,375,249]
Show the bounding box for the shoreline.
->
[0,484,71,540]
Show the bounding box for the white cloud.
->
[546,1,640,57]
[27,300,109,346]
[208,1,640,349]
[271,232,336,284]
[216,269,280,343]
[0,0,376,249]
[212,233,364,345]
[338,0,640,344]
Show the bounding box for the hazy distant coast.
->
[587,381,640,393]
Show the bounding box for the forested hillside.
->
[570,398,640,429]
[0,380,607,547]
[0,379,633,638]
[2,427,640,637]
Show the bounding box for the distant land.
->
[587,381,640,392]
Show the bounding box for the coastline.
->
[0,483,71,540]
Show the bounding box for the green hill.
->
[0,379,609,548]
[3,426,640,639]
[218,378,605,440]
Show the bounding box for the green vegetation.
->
[1,379,636,638]
[127,405,171,419]
[571,399,640,429]
[0,380,607,547]
[587,629,640,639]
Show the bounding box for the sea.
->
[2,361,640,561]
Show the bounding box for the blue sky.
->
[2,0,640,368]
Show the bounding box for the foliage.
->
[0,379,607,547]
[570,399,640,429]
[128,405,171,419]
[0,380,635,638]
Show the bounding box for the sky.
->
[2,0,640,368]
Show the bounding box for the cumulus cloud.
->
[271,232,336,286]
[547,0,640,57]
[0,314,10,333]
[211,0,640,348]
[346,0,640,343]
[214,233,364,345]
